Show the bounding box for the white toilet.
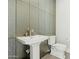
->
[48,36,66,59]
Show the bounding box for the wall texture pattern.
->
[8,0,16,59]
[16,0,56,36]
[56,0,70,53]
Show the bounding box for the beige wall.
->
[16,0,56,36]
[56,0,70,53]
[8,0,16,38]
[8,0,16,59]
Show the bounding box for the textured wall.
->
[16,0,56,36]
[8,0,16,59]
[56,0,70,53]
[8,38,15,59]
[8,0,16,38]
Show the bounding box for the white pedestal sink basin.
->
[17,35,49,59]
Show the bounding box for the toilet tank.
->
[48,36,56,45]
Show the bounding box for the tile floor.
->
[42,53,70,59]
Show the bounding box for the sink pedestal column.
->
[30,43,40,59]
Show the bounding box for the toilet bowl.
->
[48,36,66,59]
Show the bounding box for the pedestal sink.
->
[16,35,49,59]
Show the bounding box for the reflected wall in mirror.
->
[16,0,56,36]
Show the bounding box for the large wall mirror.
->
[16,0,56,36]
